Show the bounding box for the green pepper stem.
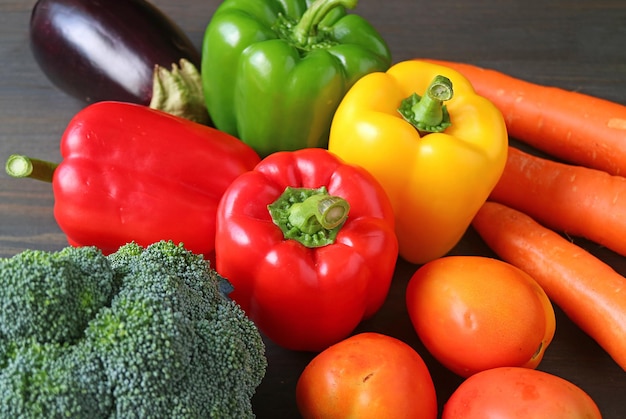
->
[292,0,358,47]
[5,154,57,182]
[398,75,454,133]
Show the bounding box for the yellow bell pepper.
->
[328,60,508,264]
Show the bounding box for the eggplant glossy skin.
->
[30,0,201,104]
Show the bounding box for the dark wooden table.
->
[1,0,625,417]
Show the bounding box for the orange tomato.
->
[442,367,602,419]
[296,332,437,419]
[406,256,555,377]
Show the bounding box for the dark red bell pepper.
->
[215,148,399,352]
[5,101,260,258]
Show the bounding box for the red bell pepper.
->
[215,148,399,352]
[5,101,260,258]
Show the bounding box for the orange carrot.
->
[423,59,626,176]
[472,200,626,371]
[490,146,626,258]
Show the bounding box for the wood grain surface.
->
[1,0,625,417]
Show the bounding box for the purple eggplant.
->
[30,0,210,124]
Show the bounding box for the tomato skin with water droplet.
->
[406,256,556,377]
[442,367,602,419]
[296,332,438,419]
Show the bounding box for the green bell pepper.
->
[201,0,392,157]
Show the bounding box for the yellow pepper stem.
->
[398,75,453,133]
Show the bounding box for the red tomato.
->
[406,256,555,377]
[296,332,437,419]
[442,366,602,419]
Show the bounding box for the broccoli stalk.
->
[0,241,267,418]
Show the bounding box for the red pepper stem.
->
[289,194,349,232]
[292,0,358,47]
[5,154,57,183]
[268,186,350,248]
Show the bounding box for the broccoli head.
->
[0,241,267,418]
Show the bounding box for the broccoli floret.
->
[0,241,267,418]
[0,246,114,345]
[0,339,112,418]
[183,302,269,417]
